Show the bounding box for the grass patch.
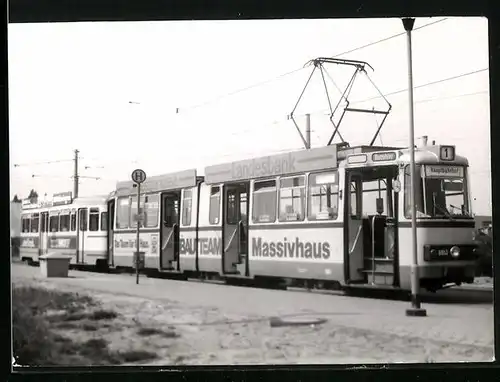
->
[12,284,134,366]
[12,285,98,366]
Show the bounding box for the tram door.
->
[345,173,365,283]
[344,167,399,286]
[107,199,115,267]
[39,212,49,257]
[77,208,88,264]
[222,183,249,275]
[160,192,180,271]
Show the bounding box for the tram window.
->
[350,182,358,217]
[28,213,38,233]
[70,213,76,231]
[129,196,145,228]
[89,210,99,231]
[59,213,70,232]
[79,210,88,231]
[182,190,192,226]
[279,176,305,222]
[40,214,46,233]
[209,186,221,225]
[361,180,387,217]
[226,190,239,225]
[49,215,59,232]
[403,165,425,218]
[116,197,130,229]
[252,179,277,223]
[21,216,30,233]
[240,192,248,222]
[100,212,108,231]
[144,194,159,228]
[308,172,339,220]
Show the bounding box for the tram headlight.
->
[450,246,460,258]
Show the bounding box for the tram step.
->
[366,273,394,285]
[363,257,393,262]
[362,262,394,273]
[361,269,394,275]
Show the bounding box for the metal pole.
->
[74,149,79,199]
[136,183,141,285]
[403,18,426,317]
[305,113,311,149]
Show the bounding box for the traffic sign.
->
[131,169,147,184]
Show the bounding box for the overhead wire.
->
[331,18,449,58]
[176,17,449,116]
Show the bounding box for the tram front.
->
[398,144,478,292]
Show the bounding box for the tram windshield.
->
[404,164,472,219]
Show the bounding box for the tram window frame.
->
[40,213,46,233]
[59,212,71,232]
[403,165,425,219]
[209,186,221,225]
[226,188,239,225]
[307,171,339,221]
[49,214,59,232]
[130,196,148,229]
[89,208,100,232]
[101,212,108,231]
[252,179,277,224]
[182,189,192,226]
[70,212,77,231]
[144,193,159,228]
[79,209,88,231]
[278,175,306,222]
[22,215,30,233]
[116,196,130,229]
[30,213,39,233]
[360,179,388,217]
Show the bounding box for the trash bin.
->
[39,253,72,278]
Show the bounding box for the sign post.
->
[402,17,427,317]
[131,169,146,285]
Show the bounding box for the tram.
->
[19,192,109,269]
[106,141,478,292]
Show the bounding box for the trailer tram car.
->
[19,193,109,269]
[108,142,478,292]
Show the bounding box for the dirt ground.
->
[12,275,494,366]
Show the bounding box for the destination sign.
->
[425,165,464,178]
[372,152,397,162]
[53,191,73,206]
[204,145,338,184]
[347,154,367,164]
[116,169,197,196]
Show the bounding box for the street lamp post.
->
[402,17,427,317]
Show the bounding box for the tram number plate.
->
[437,249,449,257]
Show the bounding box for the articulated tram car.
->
[19,193,109,269]
[107,142,478,292]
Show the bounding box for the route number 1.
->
[440,145,455,161]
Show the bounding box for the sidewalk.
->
[12,263,494,348]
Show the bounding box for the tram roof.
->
[115,168,198,196]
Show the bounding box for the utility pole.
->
[305,113,311,149]
[74,149,79,199]
[402,17,427,317]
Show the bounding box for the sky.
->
[8,17,492,215]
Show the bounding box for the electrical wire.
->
[351,68,488,105]
[332,18,449,58]
[176,18,449,116]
